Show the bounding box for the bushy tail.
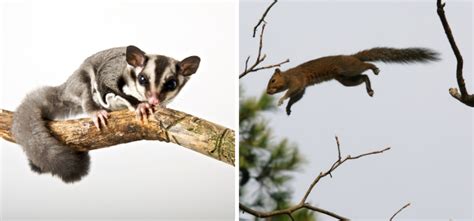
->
[11,87,90,183]
[353,47,440,63]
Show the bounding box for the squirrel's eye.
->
[138,74,148,85]
[164,79,177,91]
[271,79,276,83]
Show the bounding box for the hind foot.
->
[373,68,380,75]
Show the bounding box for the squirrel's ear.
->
[275,68,281,74]
[126,45,146,67]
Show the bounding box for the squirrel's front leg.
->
[277,96,287,106]
[278,87,300,106]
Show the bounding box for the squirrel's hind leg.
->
[363,62,380,75]
[336,75,374,97]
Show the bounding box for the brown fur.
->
[266,47,439,115]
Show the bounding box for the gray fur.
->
[11,46,200,183]
[12,86,89,183]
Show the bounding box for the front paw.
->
[277,98,285,106]
[135,103,155,122]
[91,110,109,130]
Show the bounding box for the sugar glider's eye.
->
[164,79,177,91]
[138,74,149,85]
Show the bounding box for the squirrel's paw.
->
[91,110,109,130]
[277,98,285,106]
[135,102,155,122]
[373,68,380,75]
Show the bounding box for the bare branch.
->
[300,144,391,204]
[287,213,295,221]
[239,202,349,221]
[240,136,390,220]
[390,203,411,221]
[335,135,342,161]
[240,1,290,79]
[303,203,349,221]
[253,0,278,38]
[436,0,474,107]
[0,108,235,166]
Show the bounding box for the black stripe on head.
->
[117,76,125,93]
[130,69,137,82]
[154,56,171,85]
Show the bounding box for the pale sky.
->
[240,0,472,220]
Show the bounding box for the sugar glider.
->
[11,45,200,183]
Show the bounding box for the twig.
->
[335,136,342,161]
[240,136,390,220]
[287,213,295,221]
[389,203,411,221]
[240,1,290,79]
[300,144,391,204]
[0,108,235,166]
[253,0,278,38]
[436,0,474,107]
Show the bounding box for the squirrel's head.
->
[266,68,287,94]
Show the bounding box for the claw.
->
[135,103,154,122]
[91,110,109,130]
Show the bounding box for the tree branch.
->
[389,202,411,221]
[436,0,474,107]
[252,0,278,38]
[239,0,290,79]
[240,136,390,220]
[0,108,235,166]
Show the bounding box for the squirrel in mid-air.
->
[266,47,440,115]
[11,45,200,183]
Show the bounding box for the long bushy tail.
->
[11,87,90,183]
[353,47,440,63]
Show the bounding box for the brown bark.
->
[0,108,235,166]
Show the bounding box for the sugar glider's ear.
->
[126,45,146,67]
[177,56,201,76]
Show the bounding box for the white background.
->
[1,0,236,220]
[240,0,472,220]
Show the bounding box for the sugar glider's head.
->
[125,45,200,106]
[266,68,287,95]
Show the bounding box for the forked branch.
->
[239,0,289,79]
[240,136,391,220]
[0,108,235,166]
[437,0,474,107]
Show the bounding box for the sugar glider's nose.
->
[148,96,160,105]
